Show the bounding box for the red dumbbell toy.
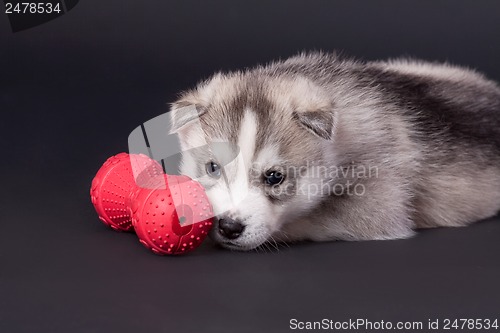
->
[90,153,214,255]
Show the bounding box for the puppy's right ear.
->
[168,102,207,134]
[292,109,336,140]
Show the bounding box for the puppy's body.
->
[170,52,500,250]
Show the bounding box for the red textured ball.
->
[129,174,214,255]
[90,153,164,231]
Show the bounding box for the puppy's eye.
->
[205,161,221,179]
[264,170,285,185]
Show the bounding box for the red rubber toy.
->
[90,153,213,255]
[129,174,214,255]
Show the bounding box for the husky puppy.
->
[169,52,500,251]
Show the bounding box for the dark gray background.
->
[1,1,499,332]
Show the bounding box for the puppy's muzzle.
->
[217,217,245,240]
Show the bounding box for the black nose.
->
[218,217,245,239]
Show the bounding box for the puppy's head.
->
[170,72,337,250]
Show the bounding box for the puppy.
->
[169,52,500,251]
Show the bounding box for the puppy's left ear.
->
[293,109,337,140]
[168,102,207,134]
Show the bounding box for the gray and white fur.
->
[169,52,500,251]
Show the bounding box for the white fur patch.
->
[225,109,258,208]
[238,109,258,171]
[253,144,282,171]
[205,183,233,216]
[266,76,331,115]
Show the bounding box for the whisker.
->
[264,242,272,253]
[268,236,280,252]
